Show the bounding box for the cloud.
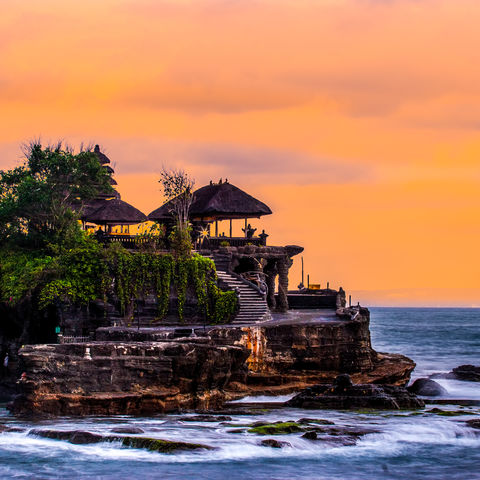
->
[124,80,312,114]
[94,139,373,185]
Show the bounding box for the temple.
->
[73,146,341,326]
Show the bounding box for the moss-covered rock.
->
[29,429,214,453]
[109,436,214,453]
[297,418,335,426]
[247,422,304,435]
[426,408,471,416]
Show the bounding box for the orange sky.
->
[1,0,480,306]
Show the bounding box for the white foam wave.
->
[229,394,296,403]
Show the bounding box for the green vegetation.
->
[0,239,237,323]
[0,142,112,248]
[0,144,237,325]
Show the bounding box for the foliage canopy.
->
[0,142,113,247]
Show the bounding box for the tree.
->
[158,167,195,257]
[0,142,113,248]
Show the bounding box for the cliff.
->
[11,340,248,416]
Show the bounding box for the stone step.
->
[210,256,271,325]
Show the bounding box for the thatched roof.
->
[93,145,110,164]
[148,181,272,221]
[84,198,147,225]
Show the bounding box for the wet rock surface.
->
[286,375,425,410]
[28,429,214,452]
[466,419,480,429]
[407,378,448,396]
[0,424,25,433]
[260,439,291,448]
[110,427,145,434]
[30,429,104,444]
[182,415,232,422]
[426,408,471,417]
[431,365,480,382]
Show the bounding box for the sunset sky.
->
[1,0,479,306]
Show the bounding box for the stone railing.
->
[101,234,150,249]
[203,236,266,249]
[58,335,90,344]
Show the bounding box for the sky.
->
[1,0,479,306]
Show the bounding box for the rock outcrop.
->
[10,339,249,416]
[286,374,425,410]
[431,365,480,382]
[28,429,214,452]
[10,309,416,416]
[407,378,447,396]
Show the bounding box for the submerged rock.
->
[297,418,335,426]
[286,375,425,410]
[111,436,214,453]
[0,425,25,433]
[30,430,104,444]
[407,378,447,396]
[450,365,480,382]
[426,408,471,417]
[431,365,480,382]
[300,425,376,446]
[29,429,214,452]
[110,427,145,434]
[182,415,232,422]
[260,439,291,448]
[466,419,480,429]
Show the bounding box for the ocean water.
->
[0,307,479,480]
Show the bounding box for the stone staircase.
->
[206,253,272,324]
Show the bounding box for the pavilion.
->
[83,198,147,234]
[148,180,272,247]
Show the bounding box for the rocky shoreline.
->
[8,308,418,416]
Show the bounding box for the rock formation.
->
[407,378,447,396]
[10,339,248,415]
[431,364,480,382]
[10,308,417,415]
[286,374,425,410]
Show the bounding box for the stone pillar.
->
[266,271,277,310]
[263,260,277,310]
[277,257,292,312]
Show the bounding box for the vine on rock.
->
[0,236,237,324]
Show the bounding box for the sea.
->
[0,307,479,479]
